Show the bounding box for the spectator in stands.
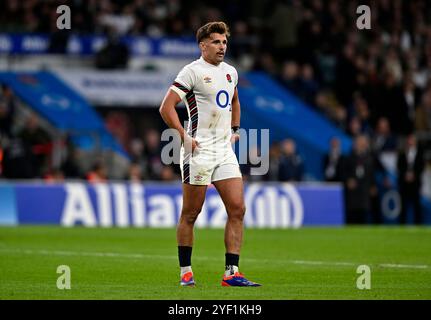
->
[87,161,108,183]
[229,20,259,69]
[371,117,397,154]
[129,138,149,180]
[384,47,403,84]
[369,125,394,225]
[44,168,65,183]
[279,61,301,94]
[0,0,25,32]
[0,99,11,139]
[351,95,372,136]
[296,4,325,64]
[298,64,320,105]
[268,0,301,63]
[160,165,178,182]
[397,134,425,224]
[98,3,136,36]
[48,29,70,54]
[415,88,431,132]
[347,116,363,137]
[0,85,16,138]
[264,142,281,182]
[343,135,375,224]
[278,139,304,182]
[105,111,133,152]
[402,75,421,125]
[95,28,130,69]
[128,162,142,183]
[144,129,163,180]
[253,52,278,77]
[373,70,411,135]
[313,89,347,129]
[334,43,358,107]
[1,137,34,179]
[17,114,52,178]
[61,135,82,179]
[323,137,344,182]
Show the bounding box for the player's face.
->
[200,33,227,65]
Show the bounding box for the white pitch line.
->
[292,260,356,266]
[0,248,429,270]
[17,249,178,261]
[379,263,429,269]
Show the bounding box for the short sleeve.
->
[233,68,239,87]
[170,65,195,100]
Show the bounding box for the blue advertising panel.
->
[0,185,17,225]
[0,182,345,228]
[0,33,200,58]
[0,72,103,130]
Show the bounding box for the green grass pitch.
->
[0,226,430,299]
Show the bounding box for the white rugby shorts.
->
[180,146,242,185]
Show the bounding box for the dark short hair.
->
[196,21,230,43]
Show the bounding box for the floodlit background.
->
[1,0,431,301]
[0,0,430,226]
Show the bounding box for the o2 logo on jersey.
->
[216,90,230,110]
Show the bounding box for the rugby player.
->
[159,21,261,287]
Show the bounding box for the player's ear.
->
[199,41,205,51]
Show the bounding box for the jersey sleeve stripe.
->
[185,91,198,138]
[173,81,190,93]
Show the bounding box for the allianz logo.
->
[22,36,49,51]
[132,39,151,55]
[60,183,304,228]
[91,38,107,51]
[66,37,82,53]
[244,183,304,228]
[41,94,71,110]
[160,40,200,55]
[254,96,284,112]
[0,36,12,51]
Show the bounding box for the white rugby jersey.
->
[170,56,238,151]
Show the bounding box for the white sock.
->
[224,265,239,277]
[180,266,192,277]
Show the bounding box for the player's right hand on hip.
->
[184,135,199,154]
[191,138,200,154]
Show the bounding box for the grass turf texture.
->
[0,226,430,300]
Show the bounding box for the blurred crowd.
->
[0,84,64,180]
[323,134,425,225]
[1,0,430,133]
[1,0,431,136]
[0,85,179,182]
[239,132,425,224]
[0,0,258,37]
[262,0,431,141]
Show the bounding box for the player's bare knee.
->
[181,208,201,225]
[228,203,246,221]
